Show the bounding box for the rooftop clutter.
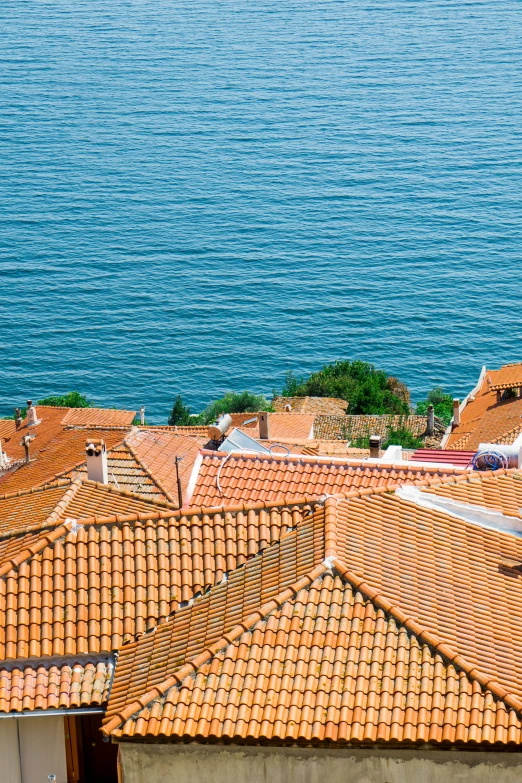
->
[2,378,522,782]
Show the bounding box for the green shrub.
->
[280,360,410,415]
[200,391,273,425]
[416,387,454,427]
[37,391,92,408]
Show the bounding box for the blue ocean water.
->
[1,1,521,422]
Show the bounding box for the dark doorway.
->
[65,714,119,783]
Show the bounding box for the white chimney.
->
[258,412,270,440]
[452,398,461,428]
[86,439,108,483]
[140,406,145,425]
[26,400,40,427]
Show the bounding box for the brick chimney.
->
[86,439,108,483]
[369,435,382,459]
[426,404,435,435]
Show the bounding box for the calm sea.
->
[1,0,521,421]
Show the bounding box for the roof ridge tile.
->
[330,556,522,714]
[101,561,329,735]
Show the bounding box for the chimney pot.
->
[14,408,22,430]
[258,412,270,440]
[426,404,435,435]
[140,406,145,425]
[452,398,461,429]
[21,434,34,463]
[369,434,382,459]
[86,439,108,483]
[26,400,40,427]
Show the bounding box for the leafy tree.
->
[281,360,410,415]
[416,387,454,427]
[168,395,193,426]
[37,391,92,408]
[200,391,273,425]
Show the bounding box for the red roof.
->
[410,449,475,467]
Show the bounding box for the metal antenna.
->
[175,456,183,508]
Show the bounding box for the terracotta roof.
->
[69,442,170,503]
[239,414,316,442]
[422,468,522,518]
[0,499,319,660]
[61,407,136,426]
[104,491,522,744]
[0,482,72,536]
[489,364,522,392]
[0,407,136,464]
[0,407,69,462]
[0,428,129,494]
[126,430,207,505]
[0,657,112,714]
[185,451,463,509]
[313,414,440,442]
[143,425,212,438]
[272,397,347,415]
[447,365,522,450]
[104,513,324,728]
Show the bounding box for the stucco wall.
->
[119,742,522,783]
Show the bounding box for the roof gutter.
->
[0,707,105,719]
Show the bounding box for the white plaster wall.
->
[120,743,522,783]
[0,716,67,783]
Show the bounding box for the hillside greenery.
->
[280,360,411,415]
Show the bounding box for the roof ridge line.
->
[0,521,72,579]
[101,561,329,736]
[124,439,178,506]
[78,477,179,509]
[330,556,522,714]
[0,479,72,501]
[63,424,134,431]
[44,478,84,525]
[198,448,462,474]
[422,467,516,490]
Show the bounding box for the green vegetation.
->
[383,426,423,450]
[200,390,273,425]
[168,395,193,426]
[37,391,92,408]
[416,387,454,427]
[281,360,410,415]
[2,391,93,419]
[351,421,423,450]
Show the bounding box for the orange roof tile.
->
[239,413,316,441]
[186,451,462,509]
[0,499,319,660]
[0,428,130,494]
[272,397,347,415]
[0,657,112,713]
[423,468,522,518]
[107,570,522,744]
[126,430,207,505]
[447,365,522,450]
[489,364,522,392]
[69,442,170,503]
[0,482,72,536]
[103,492,522,743]
[61,407,136,426]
